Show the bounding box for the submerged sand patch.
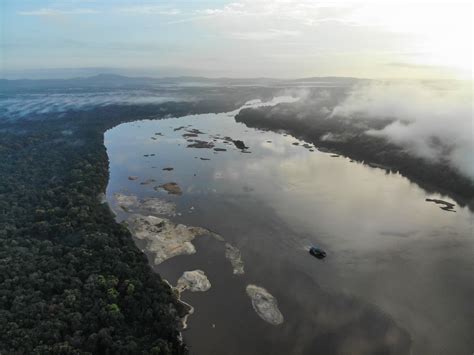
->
[126,214,210,265]
[176,270,211,293]
[113,193,244,273]
[246,284,284,325]
[114,192,176,216]
[156,182,183,195]
[225,243,245,275]
[114,193,139,212]
[141,197,176,216]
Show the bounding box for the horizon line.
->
[1,72,469,82]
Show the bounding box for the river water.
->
[105,99,473,355]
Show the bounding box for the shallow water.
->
[105,100,474,355]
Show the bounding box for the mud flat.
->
[246,285,284,325]
[172,270,212,330]
[176,270,212,293]
[141,198,177,216]
[156,182,183,195]
[114,192,176,216]
[225,243,245,275]
[140,179,156,185]
[187,140,214,149]
[126,214,211,265]
[114,193,242,273]
[112,193,223,331]
[114,193,139,211]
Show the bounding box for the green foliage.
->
[236,105,474,207]
[0,105,202,353]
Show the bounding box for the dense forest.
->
[236,103,474,209]
[0,95,256,353]
[1,81,471,353]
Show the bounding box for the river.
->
[105,98,473,355]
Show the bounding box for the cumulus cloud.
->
[332,81,474,179]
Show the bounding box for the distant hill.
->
[0,74,363,91]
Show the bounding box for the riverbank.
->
[235,105,474,210]
[0,97,258,353]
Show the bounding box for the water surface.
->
[105,100,473,355]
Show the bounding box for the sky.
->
[0,0,472,79]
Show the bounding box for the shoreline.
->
[235,106,474,211]
[103,102,471,354]
[162,279,195,331]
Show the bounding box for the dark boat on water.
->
[309,246,327,259]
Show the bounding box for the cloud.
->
[386,62,435,69]
[18,8,99,16]
[0,90,193,119]
[172,1,470,79]
[116,6,180,15]
[230,29,301,41]
[332,81,474,179]
[196,3,245,16]
[197,1,356,25]
[18,5,182,17]
[176,1,360,36]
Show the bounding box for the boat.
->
[309,246,326,259]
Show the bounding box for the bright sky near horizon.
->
[0,0,472,79]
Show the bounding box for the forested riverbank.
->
[0,99,247,353]
[236,104,474,210]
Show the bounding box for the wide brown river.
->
[105,99,473,355]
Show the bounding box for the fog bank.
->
[0,90,192,119]
[332,81,473,180]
